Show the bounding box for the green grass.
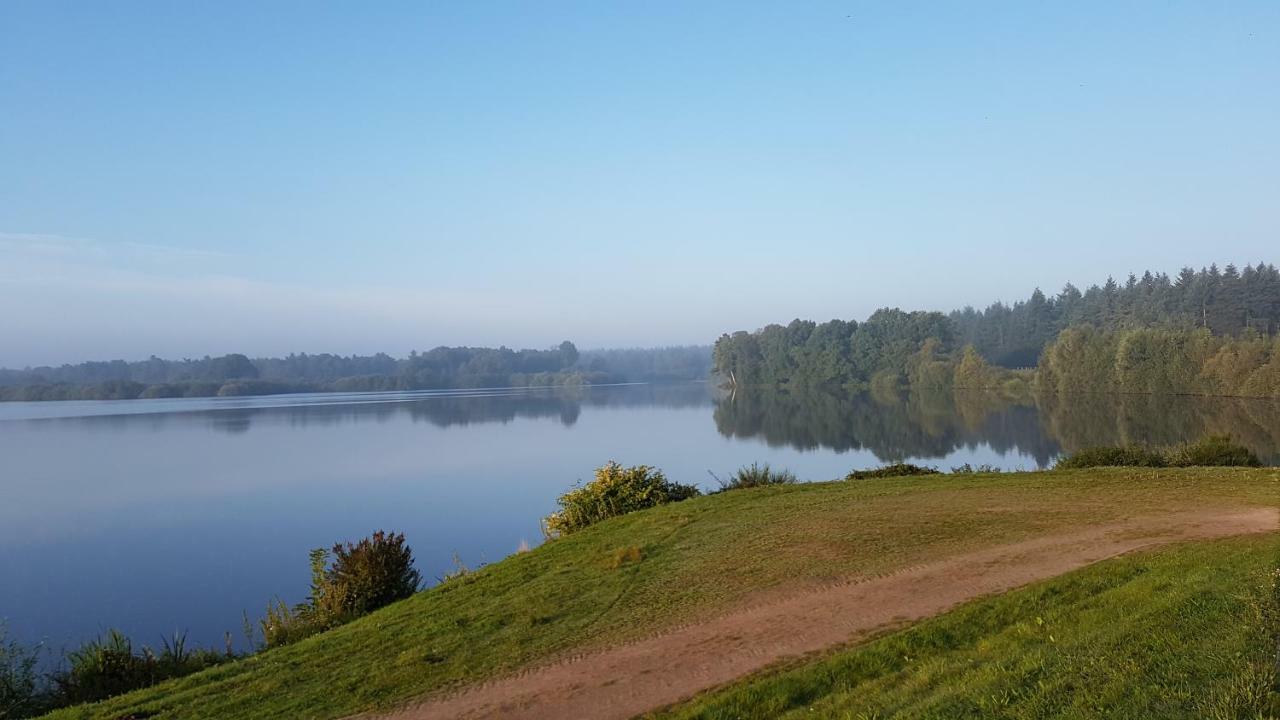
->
[655,534,1280,719]
[40,468,1279,720]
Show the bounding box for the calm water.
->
[3,382,1279,654]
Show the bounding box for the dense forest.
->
[951,263,1280,366]
[0,343,713,402]
[714,263,1280,398]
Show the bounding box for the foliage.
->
[658,535,1280,719]
[1055,445,1169,469]
[1037,326,1280,398]
[1,343,719,403]
[544,462,700,537]
[52,630,226,706]
[262,533,422,649]
[260,600,327,650]
[844,463,940,480]
[712,262,1280,393]
[714,463,797,491]
[326,531,422,616]
[949,463,1002,474]
[1055,435,1262,469]
[1164,434,1262,468]
[952,344,1000,389]
[1,625,44,720]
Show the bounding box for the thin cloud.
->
[0,231,233,265]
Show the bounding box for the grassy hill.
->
[655,534,1280,719]
[40,468,1279,720]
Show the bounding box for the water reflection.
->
[5,383,715,434]
[713,387,1280,466]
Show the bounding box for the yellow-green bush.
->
[544,462,699,538]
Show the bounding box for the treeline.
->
[713,309,1026,394]
[1038,326,1280,398]
[714,262,1280,397]
[0,343,714,402]
[951,263,1280,367]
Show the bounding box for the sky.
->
[1,1,1277,367]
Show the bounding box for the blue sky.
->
[2,1,1277,366]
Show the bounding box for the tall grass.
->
[713,463,797,492]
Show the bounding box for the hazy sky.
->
[2,2,1277,367]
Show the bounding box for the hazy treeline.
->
[950,263,1280,367]
[713,309,1027,395]
[0,343,713,402]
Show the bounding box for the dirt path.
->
[370,507,1277,720]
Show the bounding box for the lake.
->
[3,382,1279,655]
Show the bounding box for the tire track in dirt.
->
[366,507,1277,720]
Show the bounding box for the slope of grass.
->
[41,468,1279,720]
[656,534,1280,719]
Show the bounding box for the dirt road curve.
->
[368,507,1277,720]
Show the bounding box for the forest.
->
[0,343,713,402]
[713,263,1280,399]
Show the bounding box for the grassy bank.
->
[41,468,1279,720]
[656,534,1280,719]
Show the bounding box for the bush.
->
[715,463,797,491]
[1,625,44,720]
[326,531,422,616]
[263,533,422,649]
[52,629,227,706]
[1055,446,1167,469]
[1055,435,1262,469]
[1164,435,1261,468]
[845,463,940,481]
[544,462,700,537]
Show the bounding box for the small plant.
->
[1,624,44,720]
[54,630,153,705]
[439,553,472,584]
[260,599,327,650]
[845,463,941,480]
[950,463,1002,474]
[1164,435,1261,468]
[544,461,700,537]
[714,463,797,491]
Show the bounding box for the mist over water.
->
[2,382,1277,656]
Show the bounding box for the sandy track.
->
[369,507,1277,720]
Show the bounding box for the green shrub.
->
[844,463,940,480]
[1164,435,1261,468]
[1055,446,1167,469]
[1055,435,1263,469]
[260,599,329,650]
[715,463,797,491]
[54,630,153,705]
[263,533,422,649]
[544,461,700,537]
[326,531,422,616]
[1,624,44,720]
[52,629,228,705]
